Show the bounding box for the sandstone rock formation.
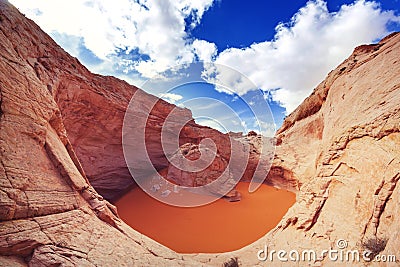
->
[192,32,400,266]
[0,1,202,266]
[0,1,267,265]
[1,0,399,266]
[163,142,242,202]
[166,143,232,187]
[0,0,264,202]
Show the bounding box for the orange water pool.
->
[115,182,295,253]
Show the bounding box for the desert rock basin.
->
[116,182,295,253]
[1,1,399,266]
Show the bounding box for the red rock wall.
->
[197,32,400,266]
[0,0,263,201]
[0,2,202,265]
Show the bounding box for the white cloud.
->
[9,0,400,117]
[196,117,227,133]
[192,39,218,62]
[10,0,216,78]
[49,32,82,58]
[251,120,276,137]
[201,63,257,95]
[159,93,183,104]
[208,0,400,113]
[231,120,240,126]
[183,98,253,134]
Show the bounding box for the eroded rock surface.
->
[191,32,400,266]
[1,0,399,266]
[0,1,267,201]
[0,2,203,266]
[0,1,269,265]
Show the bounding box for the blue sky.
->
[10,0,400,135]
[192,0,400,50]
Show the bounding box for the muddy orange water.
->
[115,182,295,253]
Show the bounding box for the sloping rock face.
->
[0,1,269,265]
[192,33,400,266]
[0,1,203,266]
[265,32,400,265]
[2,0,399,266]
[166,143,231,187]
[163,142,242,201]
[0,0,266,202]
[0,0,138,200]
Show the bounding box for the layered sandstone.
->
[192,32,400,266]
[0,1,266,265]
[1,0,399,266]
[0,0,265,202]
[0,1,202,266]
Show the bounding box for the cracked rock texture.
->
[0,1,265,202]
[0,1,204,266]
[1,0,399,266]
[191,32,400,266]
[0,1,268,265]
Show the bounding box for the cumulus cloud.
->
[159,93,183,104]
[192,39,218,62]
[252,120,276,137]
[10,0,216,78]
[208,0,400,113]
[201,62,257,95]
[196,117,227,133]
[9,0,400,115]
